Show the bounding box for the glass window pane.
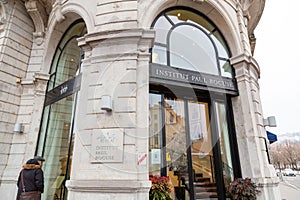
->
[58,23,85,50]
[188,101,216,198]
[170,25,218,74]
[54,39,81,87]
[188,102,209,142]
[215,102,234,188]
[149,93,163,175]
[42,95,74,200]
[152,45,167,65]
[212,31,230,59]
[152,9,235,80]
[164,98,190,200]
[153,16,172,44]
[220,60,233,78]
[49,22,86,89]
[36,106,50,155]
[164,98,187,168]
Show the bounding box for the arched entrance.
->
[149,8,241,200]
[35,20,86,200]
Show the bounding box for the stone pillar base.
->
[66,180,151,200]
[256,177,281,200]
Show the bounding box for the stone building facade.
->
[0,0,281,199]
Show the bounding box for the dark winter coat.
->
[16,159,44,200]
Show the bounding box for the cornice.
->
[78,28,155,49]
[230,53,260,78]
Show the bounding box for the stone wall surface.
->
[0,1,34,195]
[0,0,281,200]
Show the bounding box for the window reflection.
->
[220,60,232,77]
[48,22,86,91]
[41,96,74,200]
[215,102,234,188]
[170,25,218,74]
[149,94,163,175]
[153,17,172,44]
[212,31,229,59]
[152,45,167,65]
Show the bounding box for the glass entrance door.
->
[188,101,217,199]
[149,93,234,200]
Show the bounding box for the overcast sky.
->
[254,1,300,135]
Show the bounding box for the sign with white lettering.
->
[45,73,82,106]
[91,129,124,163]
[150,63,237,94]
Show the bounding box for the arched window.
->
[36,20,87,200]
[47,20,86,92]
[151,9,234,81]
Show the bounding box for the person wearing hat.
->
[16,156,45,200]
[34,156,45,167]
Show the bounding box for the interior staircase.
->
[180,173,218,200]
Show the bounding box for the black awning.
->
[267,131,278,144]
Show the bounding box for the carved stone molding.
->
[0,2,6,32]
[239,0,254,27]
[21,72,50,85]
[21,72,50,96]
[25,0,49,45]
[239,0,254,11]
[52,0,65,23]
[238,0,265,35]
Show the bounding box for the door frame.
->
[150,84,241,199]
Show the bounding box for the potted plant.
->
[227,177,260,200]
[149,174,173,200]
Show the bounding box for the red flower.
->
[149,175,173,200]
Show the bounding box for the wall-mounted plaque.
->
[91,129,124,163]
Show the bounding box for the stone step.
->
[195,177,211,182]
[195,192,218,199]
[194,182,216,188]
[195,186,217,193]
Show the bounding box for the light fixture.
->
[177,12,188,21]
[14,123,24,133]
[263,116,276,127]
[101,95,112,112]
[16,77,21,84]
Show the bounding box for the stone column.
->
[230,54,281,200]
[65,28,155,200]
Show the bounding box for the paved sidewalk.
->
[279,180,300,200]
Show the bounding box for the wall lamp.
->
[263,116,277,127]
[14,123,24,133]
[101,95,112,112]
